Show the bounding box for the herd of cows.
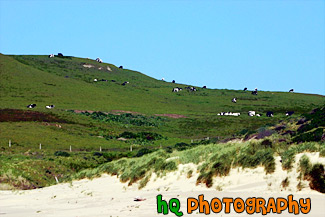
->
[41,53,296,118]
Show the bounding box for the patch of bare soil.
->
[110,110,140,115]
[155,114,187,119]
[0,109,68,123]
[73,110,97,114]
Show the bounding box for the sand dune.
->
[0,153,324,217]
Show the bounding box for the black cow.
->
[58,53,63,57]
[232,98,237,103]
[243,87,247,91]
[289,89,294,93]
[251,90,258,95]
[203,86,207,89]
[266,111,274,117]
[27,104,36,108]
[286,111,294,116]
[119,66,123,69]
[111,80,116,82]
[172,80,175,83]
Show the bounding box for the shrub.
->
[308,163,325,193]
[293,128,324,143]
[135,148,152,157]
[174,142,191,151]
[261,139,272,148]
[54,151,70,157]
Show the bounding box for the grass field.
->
[0,53,324,190]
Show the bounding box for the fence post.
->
[191,139,193,143]
[55,176,59,183]
[70,145,72,152]
[39,143,42,150]
[100,146,102,152]
[130,145,132,152]
[9,140,11,147]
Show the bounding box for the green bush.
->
[54,151,70,157]
[309,163,325,193]
[293,128,323,143]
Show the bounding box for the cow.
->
[100,79,108,82]
[248,111,255,116]
[111,80,116,82]
[286,111,294,116]
[46,105,55,109]
[266,111,274,117]
[27,104,36,108]
[172,80,175,83]
[122,81,129,86]
[94,79,98,82]
[289,89,294,93]
[96,58,103,63]
[251,90,258,95]
[243,87,247,91]
[232,98,237,103]
[119,66,123,69]
[256,114,261,117]
[172,87,182,92]
[162,78,165,81]
[203,86,207,89]
[58,53,63,57]
[48,54,54,58]
[185,86,196,92]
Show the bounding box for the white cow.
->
[46,105,55,109]
[248,111,256,116]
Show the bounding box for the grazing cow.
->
[46,105,55,109]
[243,87,247,91]
[251,90,258,95]
[172,87,182,92]
[100,79,108,82]
[286,111,294,116]
[218,112,240,116]
[162,78,165,81]
[248,111,256,116]
[94,79,98,82]
[232,98,237,103]
[289,89,294,93]
[266,111,274,117]
[111,80,116,82]
[48,54,54,58]
[122,81,129,86]
[119,66,123,69]
[203,86,207,89]
[96,58,103,63]
[58,53,63,57]
[172,80,175,83]
[256,114,261,117]
[27,104,36,108]
[185,86,196,92]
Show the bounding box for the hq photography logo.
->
[156,194,311,216]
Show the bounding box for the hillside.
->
[0,54,324,190]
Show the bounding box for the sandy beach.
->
[1,153,324,217]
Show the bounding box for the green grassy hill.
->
[0,53,324,189]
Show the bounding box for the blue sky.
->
[1,0,324,95]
